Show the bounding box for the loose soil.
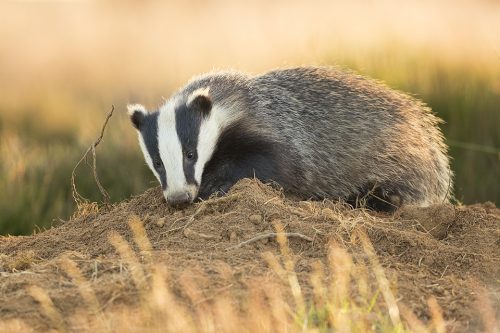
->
[0,179,498,332]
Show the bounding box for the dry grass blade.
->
[108,231,146,291]
[71,105,114,207]
[427,296,446,333]
[27,285,67,333]
[274,222,306,317]
[0,319,34,333]
[147,265,195,333]
[327,243,354,333]
[213,296,240,333]
[128,215,153,263]
[310,260,326,310]
[357,229,401,327]
[399,303,429,333]
[262,281,291,333]
[262,251,287,279]
[60,257,100,314]
[244,278,274,332]
[228,232,313,250]
[177,269,217,331]
[475,286,500,333]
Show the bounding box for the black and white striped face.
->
[128,87,223,207]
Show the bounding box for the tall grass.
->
[0,119,155,235]
[0,0,498,235]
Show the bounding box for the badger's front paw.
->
[197,181,234,200]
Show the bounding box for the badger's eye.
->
[154,156,163,168]
[185,150,195,160]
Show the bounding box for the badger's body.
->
[128,66,452,211]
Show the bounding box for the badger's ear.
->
[127,104,148,130]
[187,87,212,115]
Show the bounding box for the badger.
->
[128,66,452,211]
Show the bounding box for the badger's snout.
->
[165,191,192,208]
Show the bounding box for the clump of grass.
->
[0,250,37,272]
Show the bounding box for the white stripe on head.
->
[158,97,188,197]
[194,104,241,185]
[137,133,161,182]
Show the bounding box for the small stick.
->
[439,264,449,279]
[227,232,313,250]
[71,106,114,205]
[164,201,208,233]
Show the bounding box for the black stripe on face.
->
[175,103,204,186]
[140,112,167,189]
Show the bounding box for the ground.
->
[0,179,498,332]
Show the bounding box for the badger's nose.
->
[167,192,191,208]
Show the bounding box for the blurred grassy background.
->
[0,0,498,235]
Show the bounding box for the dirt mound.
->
[0,179,499,332]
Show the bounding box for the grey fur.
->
[136,66,452,209]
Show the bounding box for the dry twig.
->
[165,201,208,233]
[71,106,114,206]
[227,232,313,250]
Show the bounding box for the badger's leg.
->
[198,151,292,200]
[197,160,249,200]
[197,179,236,200]
[348,182,403,212]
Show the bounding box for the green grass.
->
[0,111,156,236]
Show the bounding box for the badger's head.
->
[128,87,221,207]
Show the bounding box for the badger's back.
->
[181,67,452,209]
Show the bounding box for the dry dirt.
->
[0,179,498,332]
